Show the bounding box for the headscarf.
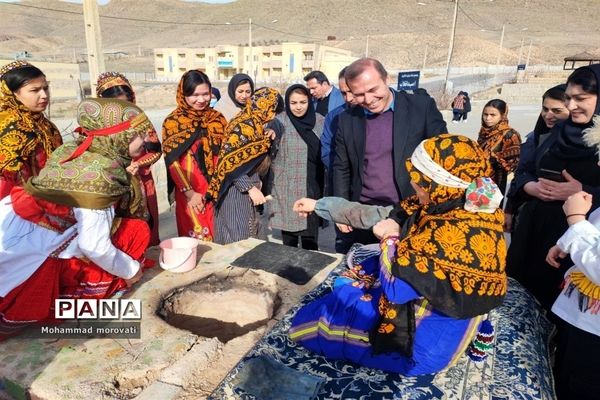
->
[162,69,226,178]
[206,87,280,203]
[371,134,506,356]
[548,64,600,160]
[25,98,154,210]
[477,103,520,173]
[96,71,135,103]
[285,84,317,139]
[228,73,254,108]
[0,61,62,177]
[532,84,567,144]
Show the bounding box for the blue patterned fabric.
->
[210,260,556,400]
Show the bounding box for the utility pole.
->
[517,36,525,65]
[365,35,369,57]
[442,0,459,94]
[422,44,428,71]
[248,18,253,79]
[525,39,533,69]
[83,0,105,96]
[494,24,505,86]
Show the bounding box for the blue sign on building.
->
[218,59,234,68]
[397,71,420,91]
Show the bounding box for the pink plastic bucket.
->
[159,237,199,273]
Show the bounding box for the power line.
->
[253,22,323,42]
[1,2,246,26]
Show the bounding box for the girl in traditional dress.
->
[290,134,506,375]
[0,98,154,339]
[207,87,281,244]
[162,70,226,241]
[97,71,162,246]
[477,99,521,195]
[0,61,62,199]
[270,84,325,250]
[96,72,162,246]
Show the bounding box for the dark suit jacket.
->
[332,90,447,202]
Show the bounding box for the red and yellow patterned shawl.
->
[161,70,226,177]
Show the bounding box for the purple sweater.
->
[359,110,400,206]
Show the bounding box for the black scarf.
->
[228,73,254,108]
[548,66,600,160]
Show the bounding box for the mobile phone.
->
[538,168,566,182]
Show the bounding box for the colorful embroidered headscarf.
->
[477,102,520,174]
[392,134,507,318]
[372,134,507,356]
[96,71,135,103]
[0,61,62,179]
[162,69,226,178]
[206,87,280,202]
[25,98,154,210]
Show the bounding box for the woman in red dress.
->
[162,69,226,241]
[0,61,62,199]
[0,98,155,339]
[97,71,162,246]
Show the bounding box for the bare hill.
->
[1,0,599,71]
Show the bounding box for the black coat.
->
[332,90,447,202]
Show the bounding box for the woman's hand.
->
[248,186,266,206]
[126,161,140,176]
[373,218,400,240]
[185,190,205,213]
[546,245,567,268]
[293,198,317,217]
[124,266,143,287]
[538,170,583,201]
[264,128,277,141]
[503,212,513,232]
[563,191,592,225]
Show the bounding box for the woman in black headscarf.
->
[270,84,325,249]
[506,65,600,311]
[214,73,255,121]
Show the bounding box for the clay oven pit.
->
[158,273,281,343]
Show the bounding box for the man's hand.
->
[336,223,353,233]
[293,198,317,217]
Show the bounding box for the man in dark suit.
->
[332,58,447,252]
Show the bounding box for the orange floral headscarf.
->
[0,67,62,178]
[389,134,507,319]
[161,69,226,177]
[206,87,280,201]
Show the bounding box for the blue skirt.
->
[289,252,481,376]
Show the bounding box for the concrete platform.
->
[0,239,342,400]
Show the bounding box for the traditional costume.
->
[0,61,62,199]
[477,105,521,194]
[289,134,507,375]
[162,70,226,241]
[97,71,162,246]
[207,87,279,244]
[0,98,154,339]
